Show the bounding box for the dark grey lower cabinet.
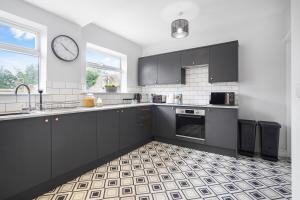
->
[0,117,51,200]
[205,108,238,150]
[119,108,139,149]
[154,106,176,139]
[137,106,153,141]
[52,112,97,177]
[97,110,120,158]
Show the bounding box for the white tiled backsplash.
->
[0,81,146,113]
[142,66,239,105]
[0,66,238,112]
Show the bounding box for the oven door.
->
[176,114,205,140]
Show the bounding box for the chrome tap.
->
[15,84,32,111]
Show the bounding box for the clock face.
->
[51,35,79,62]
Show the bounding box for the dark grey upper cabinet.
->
[97,110,120,158]
[209,41,238,83]
[154,106,176,139]
[138,56,158,86]
[205,108,238,150]
[0,117,51,200]
[52,112,97,177]
[157,52,185,84]
[181,47,209,67]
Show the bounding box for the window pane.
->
[86,66,121,92]
[86,49,121,69]
[0,50,39,92]
[0,23,36,49]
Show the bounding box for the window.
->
[86,44,124,93]
[0,19,40,93]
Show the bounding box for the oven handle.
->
[176,114,204,118]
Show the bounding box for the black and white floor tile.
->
[35,141,291,200]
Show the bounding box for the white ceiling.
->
[24,0,288,47]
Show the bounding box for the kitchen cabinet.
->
[205,107,238,150]
[181,47,209,67]
[157,52,185,84]
[0,117,51,200]
[138,56,158,85]
[119,108,139,149]
[97,110,120,158]
[209,41,238,83]
[52,112,97,177]
[154,106,176,139]
[137,106,153,141]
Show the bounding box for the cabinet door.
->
[155,106,176,139]
[205,108,238,150]
[137,106,153,141]
[181,47,209,67]
[0,117,51,199]
[52,112,97,177]
[97,110,119,158]
[157,52,184,84]
[119,108,139,149]
[209,41,238,83]
[138,56,158,85]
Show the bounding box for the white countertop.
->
[0,103,238,121]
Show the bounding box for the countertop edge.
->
[0,103,238,121]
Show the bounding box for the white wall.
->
[0,0,142,91]
[0,0,83,84]
[291,0,300,198]
[143,11,290,157]
[81,24,142,90]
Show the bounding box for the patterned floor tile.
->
[35,141,292,200]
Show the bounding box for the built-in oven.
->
[176,108,205,141]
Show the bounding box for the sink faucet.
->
[15,84,32,111]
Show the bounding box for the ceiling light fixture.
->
[171,12,189,39]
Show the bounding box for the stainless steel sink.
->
[0,111,31,117]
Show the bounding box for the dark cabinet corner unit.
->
[205,107,238,151]
[52,112,97,177]
[0,117,51,200]
[209,41,238,83]
[138,55,158,86]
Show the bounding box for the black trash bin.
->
[238,119,257,157]
[258,121,281,161]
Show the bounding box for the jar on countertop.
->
[83,93,96,107]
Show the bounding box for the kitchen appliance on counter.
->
[133,93,142,103]
[210,92,235,105]
[83,93,96,107]
[176,108,205,141]
[152,95,166,103]
[174,94,183,104]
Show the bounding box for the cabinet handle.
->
[210,77,214,80]
[117,110,119,113]
[177,80,179,82]
[55,117,59,121]
[192,61,195,65]
[45,119,49,123]
[121,110,124,112]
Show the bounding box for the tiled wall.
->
[0,81,146,113]
[0,66,238,113]
[142,66,239,105]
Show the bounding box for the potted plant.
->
[104,84,118,93]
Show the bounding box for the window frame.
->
[86,47,123,92]
[0,17,41,93]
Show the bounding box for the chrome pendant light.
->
[171,18,189,38]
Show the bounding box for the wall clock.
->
[51,35,79,62]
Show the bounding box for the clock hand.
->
[60,43,76,56]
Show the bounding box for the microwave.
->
[210,92,235,105]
